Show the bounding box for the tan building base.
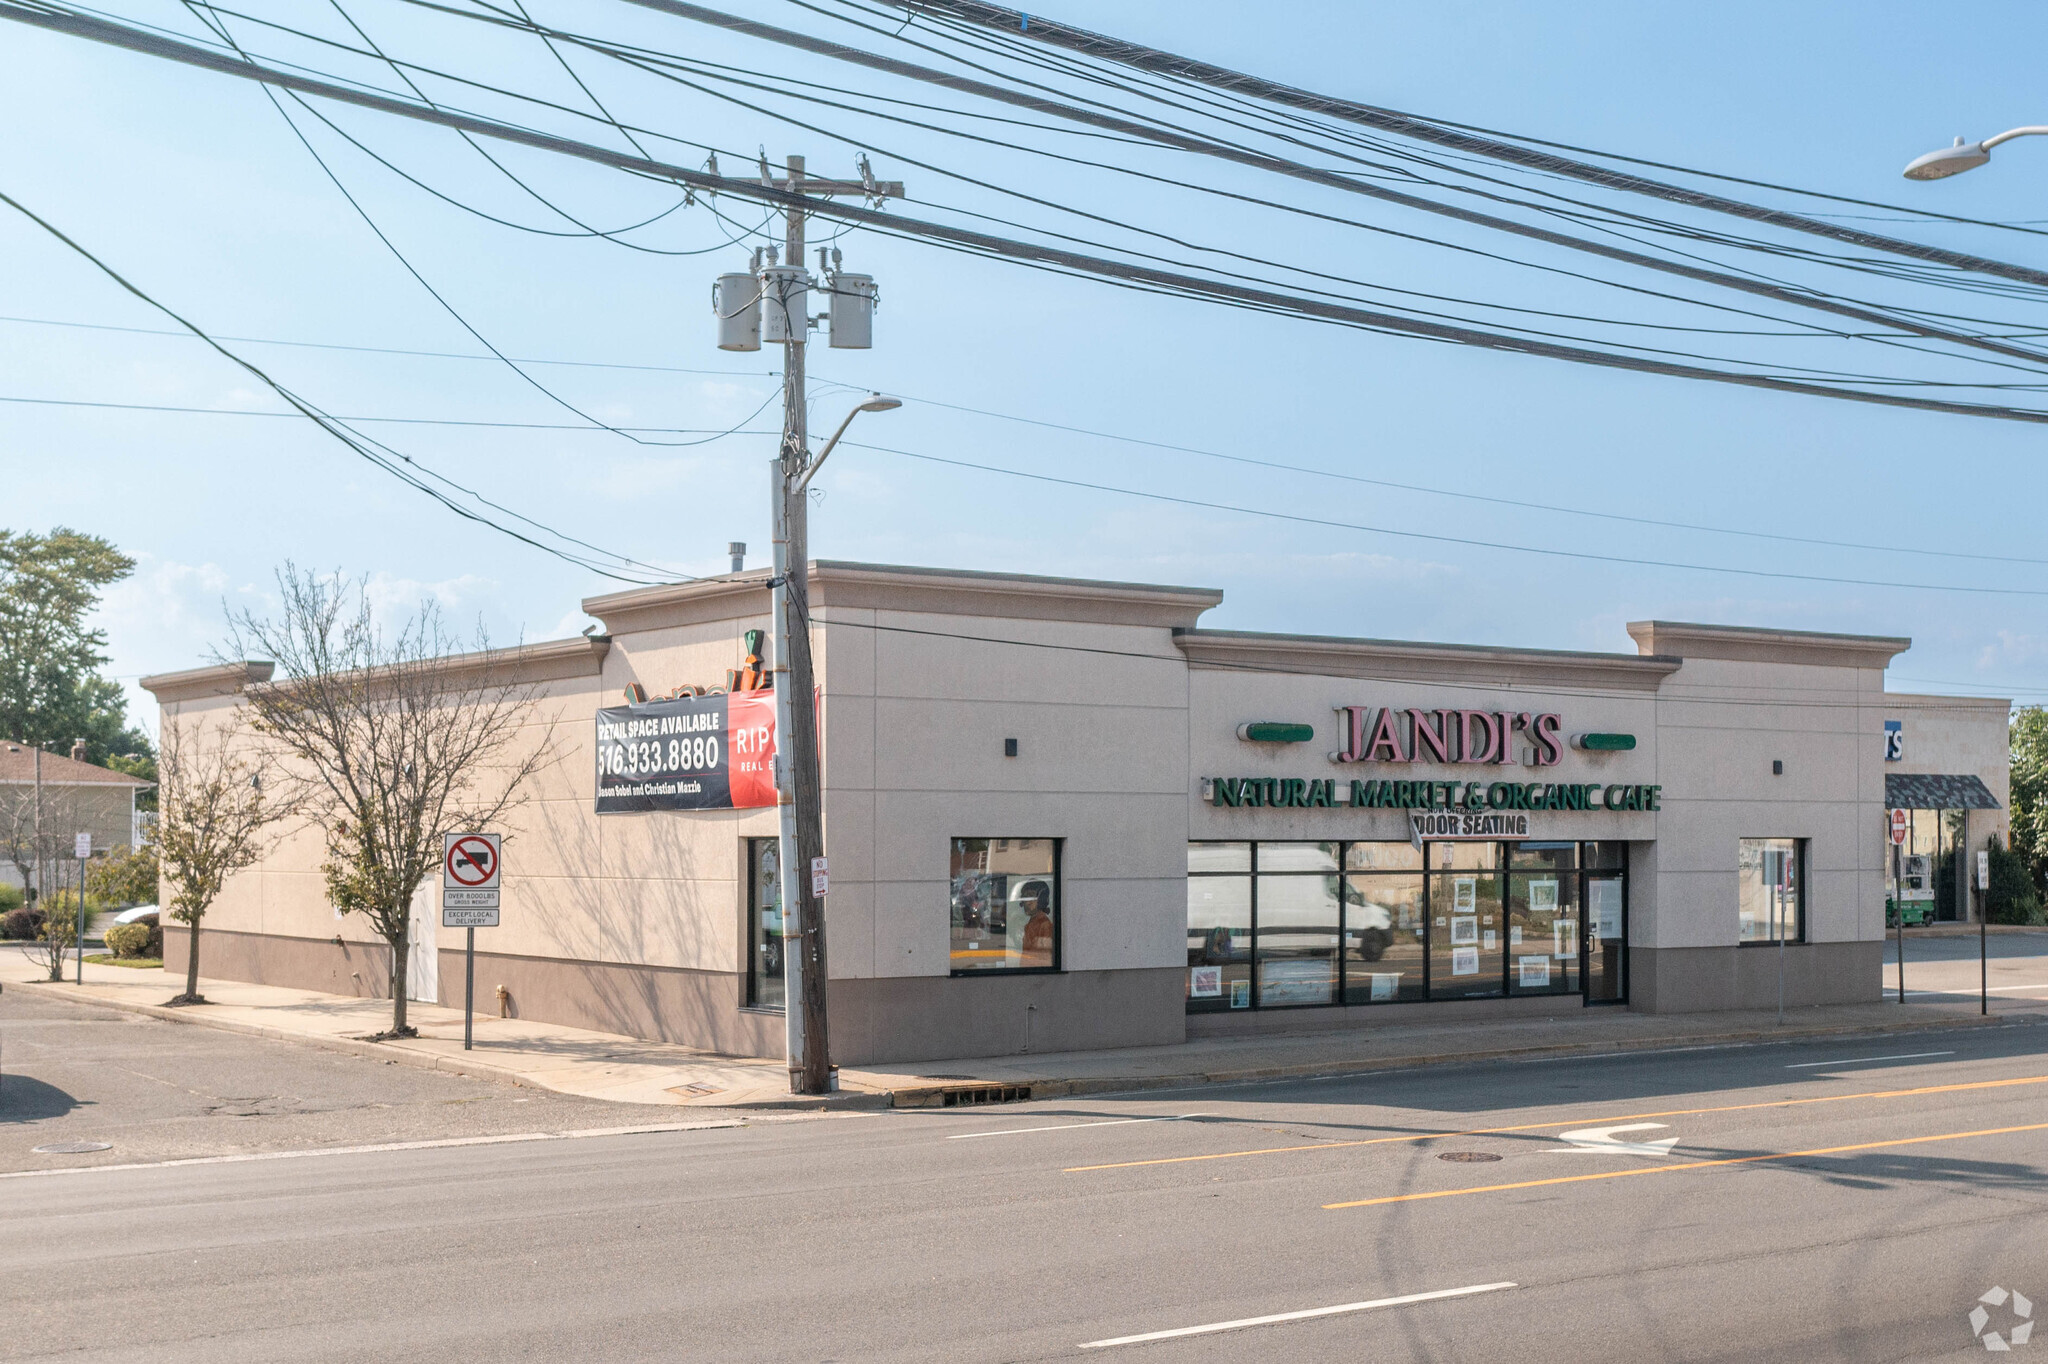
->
[165,927,1186,1064]
[1629,942,1884,1013]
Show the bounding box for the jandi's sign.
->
[1333,705,1565,767]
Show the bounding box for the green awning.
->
[1885,773,2001,810]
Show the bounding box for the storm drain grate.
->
[939,1085,1032,1107]
[1438,1151,1502,1163]
[33,1142,112,1155]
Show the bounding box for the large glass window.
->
[950,838,1060,973]
[1256,863,1340,1006]
[1188,840,1625,1012]
[1187,850,1252,1012]
[1738,838,1803,944]
[745,837,785,1010]
[1507,843,1577,996]
[1428,841,1505,999]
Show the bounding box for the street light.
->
[1903,128,2048,180]
[794,394,901,493]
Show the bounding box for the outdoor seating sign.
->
[594,689,776,813]
[442,832,502,927]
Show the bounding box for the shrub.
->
[105,922,154,959]
[0,906,39,940]
[1986,835,2047,925]
[0,884,22,912]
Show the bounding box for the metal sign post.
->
[441,833,503,1051]
[1888,811,1907,1004]
[73,832,90,983]
[1979,848,1992,1017]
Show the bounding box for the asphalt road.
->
[0,987,775,1173]
[4,990,2045,1362]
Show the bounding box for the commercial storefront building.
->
[144,562,2010,1064]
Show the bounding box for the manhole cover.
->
[1438,1151,1502,1163]
[33,1142,112,1155]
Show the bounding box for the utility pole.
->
[755,153,903,1095]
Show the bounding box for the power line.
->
[0,391,783,434]
[840,438,2048,598]
[880,0,2048,292]
[0,182,681,585]
[19,4,2048,427]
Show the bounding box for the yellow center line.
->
[1323,1120,2048,1208]
[1062,1074,2048,1173]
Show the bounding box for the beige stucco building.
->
[142,561,2011,1064]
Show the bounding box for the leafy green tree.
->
[2010,706,2048,893]
[1984,834,2046,925]
[86,840,158,908]
[0,528,152,763]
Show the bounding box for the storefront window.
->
[745,838,785,1010]
[1187,870,1251,1011]
[1344,868,1425,1003]
[950,838,1059,973]
[1738,838,1803,943]
[1508,848,1577,996]
[1256,871,1340,1006]
[1186,840,1625,1011]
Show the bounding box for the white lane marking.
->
[1548,1123,1680,1157]
[0,1120,745,1180]
[946,1113,1209,1140]
[1785,1051,1955,1069]
[1077,1282,1518,1350]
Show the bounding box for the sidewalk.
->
[6,946,2041,1110]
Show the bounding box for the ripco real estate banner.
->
[593,690,776,813]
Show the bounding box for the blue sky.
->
[7,0,2048,733]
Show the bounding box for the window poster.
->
[1591,880,1623,939]
[1510,926,1523,946]
[1450,915,1479,946]
[1370,972,1400,1001]
[1554,917,1579,961]
[1529,879,1558,913]
[1518,956,1551,987]
[1482,930,1497,950]
[1454,877,1478,912]
[1189,966,1222,998]
[1451,946,1480,976]
[1230,979,1251,1009]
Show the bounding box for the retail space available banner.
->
[594,691,776,813]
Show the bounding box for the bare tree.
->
[155,716,283,1005]
[226,568,551,1038]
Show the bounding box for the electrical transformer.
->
[713,273,760,352]
[758,265,810,343]
[827,272,877,349]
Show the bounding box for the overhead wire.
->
[18,5,2048,428]
[839,438,2048,598]
[0,183,683,585]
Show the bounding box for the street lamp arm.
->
[1980,126,2048,151]
[794,394,900,494]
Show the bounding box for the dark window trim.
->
[948,837,1064,978]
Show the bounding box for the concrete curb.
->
[881,1011,2034,1107]
[12,976,2031,1114]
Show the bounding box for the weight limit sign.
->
[442,832,502,926]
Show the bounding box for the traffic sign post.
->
[73,832,90,983]
[442,833,502,1050]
